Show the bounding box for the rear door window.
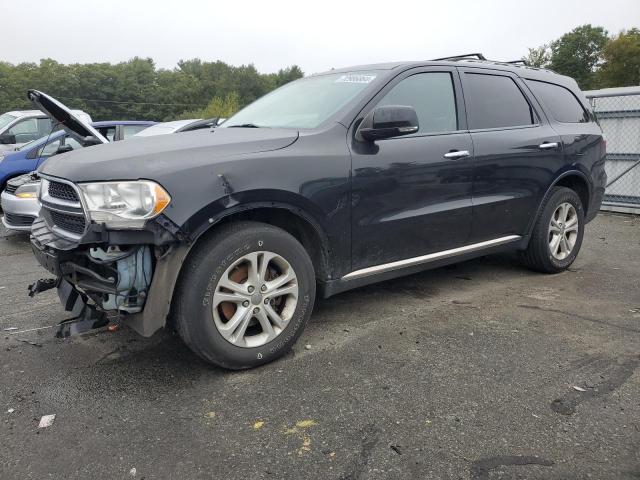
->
[376,72,458,134]
[525,80,590,123]
[464,73,535,130]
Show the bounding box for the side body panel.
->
[180,124,353,280]
[348,66,474,270]
[520,80,606,221]
[458,67,565,241]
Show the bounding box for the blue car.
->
[0,120,155,191]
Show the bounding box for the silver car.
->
[0,109,91,153]
[1,175,40,231]
[1,91,108,231]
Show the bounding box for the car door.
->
[349,67,474,271]
[458,68,564,242]
[7,117,50,146]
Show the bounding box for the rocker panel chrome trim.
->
[342,235,522,280]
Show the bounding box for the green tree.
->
[548,24,609,89]
[523,45,550,68]
[596,28,640,88]
[179,91,241,120]
[0,58,303,122]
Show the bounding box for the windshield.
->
[0,113,17,131]
[223,71,380,129]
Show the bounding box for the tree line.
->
[0,25,637,122]
[0,58,303,121]
[524,25,639,90]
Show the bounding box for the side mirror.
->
[54,144,74,155]
[0,133,16,145]
[359,105,419,142]
[83,136,103,146]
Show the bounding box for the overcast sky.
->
[2,0,637,74]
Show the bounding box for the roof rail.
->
[432,53,487,61]
[431,54,538,70]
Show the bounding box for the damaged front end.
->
[29,174,189,338]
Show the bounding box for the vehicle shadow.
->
[81,252,527,376]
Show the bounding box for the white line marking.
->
[6,325,56,335]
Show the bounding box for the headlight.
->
[14,181,40,199]
[78,180,171,229]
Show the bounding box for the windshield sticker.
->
[335,74,377,84]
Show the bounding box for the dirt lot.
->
[0,213,638,479]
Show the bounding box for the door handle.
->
[539,142,559,150]
[443,150,470,159]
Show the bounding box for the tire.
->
[519,186,585,273]
[174,221,316,369]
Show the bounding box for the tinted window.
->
[377,72,457,134]
[526,80,589,123]
[465,73,534,129]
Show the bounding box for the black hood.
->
[39,127,299,182]
[27,89,108,144]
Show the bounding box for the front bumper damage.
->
[29,215,190,337]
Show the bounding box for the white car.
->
[0,109,91,153]
[132,117,224,137]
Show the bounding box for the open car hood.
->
[27,89,108,145]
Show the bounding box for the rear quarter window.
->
[525,80,590,123]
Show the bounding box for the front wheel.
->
[174,221,316,369]
[519,186,585,273]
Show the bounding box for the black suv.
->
[29,56,606,369]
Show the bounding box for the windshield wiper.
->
[227,123,263,128]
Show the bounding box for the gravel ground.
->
[0,213,638,479]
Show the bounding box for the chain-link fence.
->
[585,86,640,214]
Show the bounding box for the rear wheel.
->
[175,221,315,369]
[519,187,585,273]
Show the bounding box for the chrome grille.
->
[5,183,18,195]
[40,177,88,238]
[48,181,79,202]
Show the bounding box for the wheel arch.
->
[187,201,334,282]
[526,169,592,238]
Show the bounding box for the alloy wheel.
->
[548,202,579,261]
[212,251,299,348]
